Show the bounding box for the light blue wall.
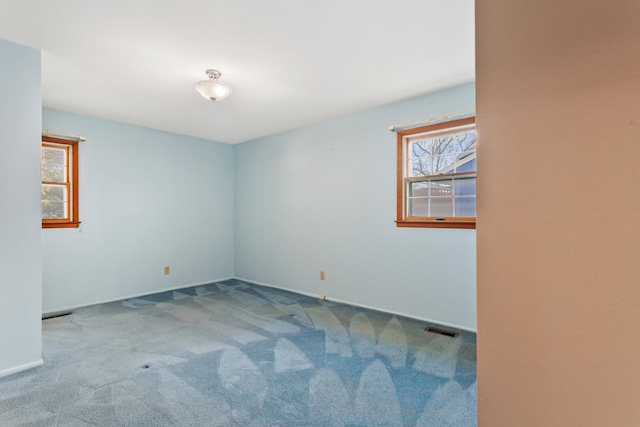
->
[234,83,477,331]
[43,84,476,329]
[0,39,43,376]
[42,109,235,313]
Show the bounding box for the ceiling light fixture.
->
[194,69,232,102]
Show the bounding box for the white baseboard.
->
[234,277,477,333]
[233,277,320,299]
[42,276,477,333]
[42,277,235,317]
[0,358,43,379]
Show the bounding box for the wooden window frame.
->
[42,136,80,229]
[396,117,476,229]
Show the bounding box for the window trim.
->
[42,136,80,229]
[395,117,476,229]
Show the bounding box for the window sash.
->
[41,183,70,219]
[406,175,476,218]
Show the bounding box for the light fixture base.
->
[205,69,222,80]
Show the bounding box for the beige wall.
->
[476,1,640,425]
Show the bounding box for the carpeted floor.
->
[0,279,477,426]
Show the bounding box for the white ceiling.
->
[0,0,475,144]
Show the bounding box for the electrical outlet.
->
[164,266,170,275]
[320,271,326,280]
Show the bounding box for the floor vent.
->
[42,311,72,320]
[425,327,459,338]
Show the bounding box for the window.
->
[41,136,79,228]
[396,117,476,229]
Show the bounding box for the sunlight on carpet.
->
[0,279,477,426]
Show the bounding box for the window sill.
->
[42,221,81,229]
[395,219,476,229]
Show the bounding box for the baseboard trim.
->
[234,277,321,299]
[234,277,477,333]
[42,277,235,317]
[0,358,43,379]
[42,276,476,333]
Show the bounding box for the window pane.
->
[41,147,67,182]
[411,140,431,157]
[408,198,429,217]
[432,154,455,174]
[42,185,68,219]
[454,177,476,196]
[430,197,454,217]
[409,182,429,197]
[431,136,456,154]
[42,201,67,219]
[455,153,476,173]
[42,184,66,201]
[429,179,453,197]
[411,158,431,176]
[455,197,476,217]
[455,132,476,152]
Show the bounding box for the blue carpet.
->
[0,279,477,426]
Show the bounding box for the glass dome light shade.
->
[194,70,232,102]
